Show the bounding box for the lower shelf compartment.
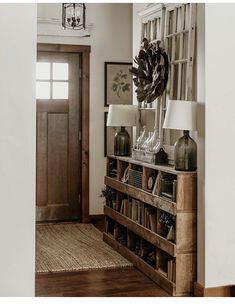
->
[103,232,176,296]
[104,205,176,256]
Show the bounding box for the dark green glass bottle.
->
[114,127,131,156]
[174,130,197,171]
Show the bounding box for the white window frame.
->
[138,3,197,163]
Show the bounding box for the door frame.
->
[37,43,90,223]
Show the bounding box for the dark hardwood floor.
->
[35,268,169,297]
[35,218,170,297]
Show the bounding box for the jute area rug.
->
[36,223,132,273]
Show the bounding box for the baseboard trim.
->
[194,282,235,297]
[89,214,105,231]
[89,214,105,221]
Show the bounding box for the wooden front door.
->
[36,51,81,221]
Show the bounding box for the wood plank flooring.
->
[35,268,169,297]
[35,219,170,297]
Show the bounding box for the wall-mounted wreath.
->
[129,39,169,103]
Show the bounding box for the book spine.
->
[137,202,141,224]
[149,213,157,233]
[120,199,124,214]
[173,180,177,202]
[141,203,145,226]
[172,260,176,283]
[167,260,173,281]
[128,200,132,219]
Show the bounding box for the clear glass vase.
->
[147,128,160,152]
[137,126,148,150]
[135,127,144,149]
[141,132,152,151]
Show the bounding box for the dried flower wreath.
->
[129,38,169,103]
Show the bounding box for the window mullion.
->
[50,63,53,100]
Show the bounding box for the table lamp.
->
[107,105,138,156]
[163,100,197,171]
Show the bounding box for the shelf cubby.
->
[117,160,129,182]
[103,232,176,295]
[128,163,143,189]
[103,155,197,296]
[106,157,118,179]
[142,166,158,193]
[105,175,177,215]
[104,205,176,256]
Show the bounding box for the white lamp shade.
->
[107,105,138,127]
[163,100,197,131]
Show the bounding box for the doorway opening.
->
[36,43,90,223]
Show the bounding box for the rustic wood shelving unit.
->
[103,155,197,296]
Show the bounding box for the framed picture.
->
[104,112,132,157]
[104,62,133,106]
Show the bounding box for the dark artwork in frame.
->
[104,62,133,107]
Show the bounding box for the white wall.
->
[0,4,36,296]
[205,3,235,287]
[37,4,132,215]
[197,4,205,287]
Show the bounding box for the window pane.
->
[36,81,50,99]
[52,82,68,99]
[36,62,50,80]
[53,63,68,80]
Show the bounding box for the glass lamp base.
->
[174,130,197,171]
[114,127,131,156]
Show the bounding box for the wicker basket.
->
[128,168,142,189]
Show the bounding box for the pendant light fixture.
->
[62,3,86,30]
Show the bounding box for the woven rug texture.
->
[36,223,132,273]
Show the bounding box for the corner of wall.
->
[196,3,205,287]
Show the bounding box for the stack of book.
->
[145,207,157,232]
[167,259,176,282]
[112,200,121,212]
[120,199,157,232]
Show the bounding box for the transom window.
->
[36,62,69,99]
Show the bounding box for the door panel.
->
[48,113,68,205]
[36,112,47,206]
[36,51,81,221]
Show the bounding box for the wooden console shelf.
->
[104,205,176,256]
[103,232,175,295]
[108,155,196,175]
[103,155,197,296]
[105,176,177,215]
